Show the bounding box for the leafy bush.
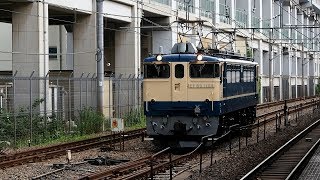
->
[77,107,104,134]
[122,108,146,129]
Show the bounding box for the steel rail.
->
[240,119,320,180]
[257,96,317,109]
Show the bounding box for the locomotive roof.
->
[144,54,219,62]
[144,54,258,65]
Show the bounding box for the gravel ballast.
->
[187,112,319,180]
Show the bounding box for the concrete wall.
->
[152,31,173,54]
[49,25,69,70]
[0,23,12,71]
[46,0,93,13]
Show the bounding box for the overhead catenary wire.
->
[0,0,319,55]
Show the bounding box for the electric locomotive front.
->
[143,43,223,147]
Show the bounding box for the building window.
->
[200,0,214,18]
[178,0,195,13]
[49,47,58,59]
[153,0,171,6]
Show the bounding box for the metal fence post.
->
[276,114,278,133]
[91,73,95,108]
[200,145,203,174]
[211,139,214,166]
[245,127,248,146]
[68,72,73,133]
[79,72,84,135]
[229,129,232,155]
[238,127,241,151]
[118,74,122,118]
[263,117,266,139]
[86,73,90,107]
[56,71,61,120]
[284,100,287,126]
[169,153,172,180]
[13,71,17,147]
[295,106,298,123]
[122,131,125,151]
[108,76,112,131]
[44,72,49,137]
[256,118,259,143]
[80,72,84,111]
[127,75,131,126]
[29,71,35,144]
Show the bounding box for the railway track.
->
[77,98,320,180]
[78,146,175,180]
[256,96,317,110]
[241,119,320,180]
[0,96,318,174]
[254,97,319,127]
[79,131,231,180]
[0,128,145,169]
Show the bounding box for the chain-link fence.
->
[0,72,143,148]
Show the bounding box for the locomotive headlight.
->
[196,54,203,61]
[156,55,162,61]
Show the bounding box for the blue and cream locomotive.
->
[143,42,258,147]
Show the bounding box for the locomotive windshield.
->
[144,64,170,78]
[189,63,220,78]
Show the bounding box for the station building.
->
[0,0,319,112]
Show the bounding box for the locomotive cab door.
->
[171,62,188,101]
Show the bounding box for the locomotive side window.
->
[226,65,241,83]
[175,64,184,78]
[243,66,255,82]
[190,64,220,78]
[144,64,170,78]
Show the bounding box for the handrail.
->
[151,147,170,159]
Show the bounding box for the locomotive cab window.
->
[175,64,184,78]
[144,64,170,78]
[190,64,220,78]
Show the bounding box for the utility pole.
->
[269,29,273,102]
[301,43,304,98]
[97,0,104,113]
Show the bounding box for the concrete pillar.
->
[115,4,141,77]
[215,0,220,24]
[12,2,49,111]
[269,49,274,101]
[258,0,262,29]
[248,0,252,28]
[195,0,200,18]
[0,23,12,71]
[12,2,49,77]
[231,0,235,27]
[73,13,97,77]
